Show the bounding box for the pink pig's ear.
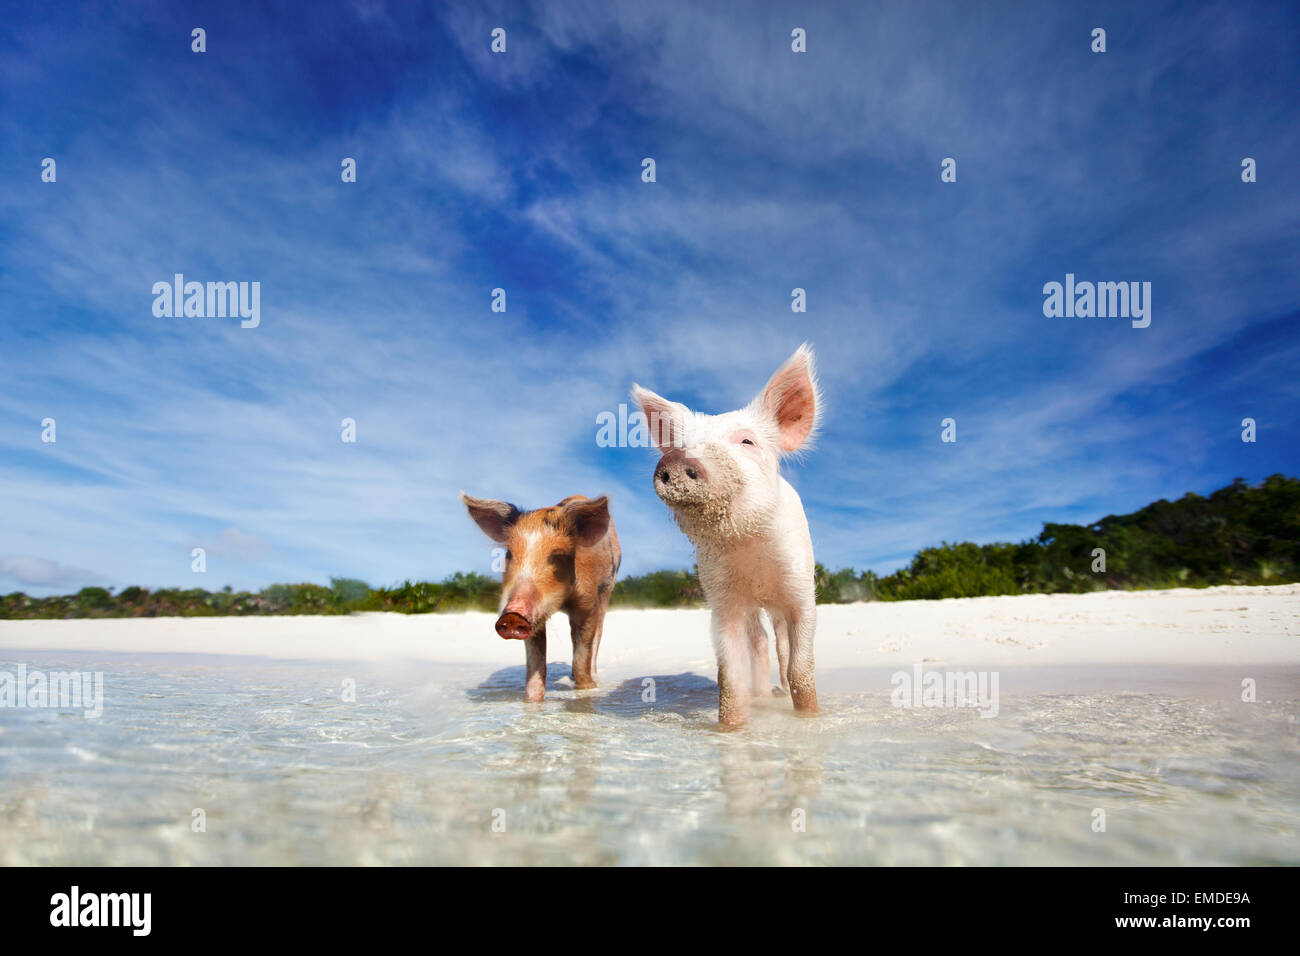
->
[631,384,689,450]
[565,495,611,547]
[460,492,520,544]
[754,343,821,453]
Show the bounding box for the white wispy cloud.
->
[1,0,1296,595]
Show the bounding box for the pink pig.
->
[632,344,821,728]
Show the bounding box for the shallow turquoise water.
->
[1,652,1297,865]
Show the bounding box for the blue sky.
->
[1,0,1297,595]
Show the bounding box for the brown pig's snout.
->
[495,611,531,640]
[496,582,539,640]
[655,448,707,487]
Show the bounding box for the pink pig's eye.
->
[741,438,754,445]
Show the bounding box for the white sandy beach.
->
[3,584,1298,867]
[2,584,1296,674]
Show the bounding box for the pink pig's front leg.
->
[524,625,547,702]
[773,612,791,696]
[785,603,819,715]
[712,607,751,728]
[746,611,772,696]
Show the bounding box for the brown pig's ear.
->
[460,492,520,544]
[566,495,611,547]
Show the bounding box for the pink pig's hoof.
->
[772,685,789,697]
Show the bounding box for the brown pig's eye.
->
[548,551,575,581]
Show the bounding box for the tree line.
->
[4,475,1296,619]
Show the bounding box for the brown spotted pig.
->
[460,493,620,701]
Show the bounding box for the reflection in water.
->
[0,652,1297,865]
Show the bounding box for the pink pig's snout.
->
[654,447,709,504]
[656,447,708,484]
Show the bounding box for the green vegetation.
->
[609,569,704,608]
[0,575,502,620]
[4,476,1296,619]
[827,473,1300,601]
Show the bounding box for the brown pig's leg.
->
[785,604,819,715]
[569,610,600,690]
[524,625,547,702]
[590,601,608,678]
